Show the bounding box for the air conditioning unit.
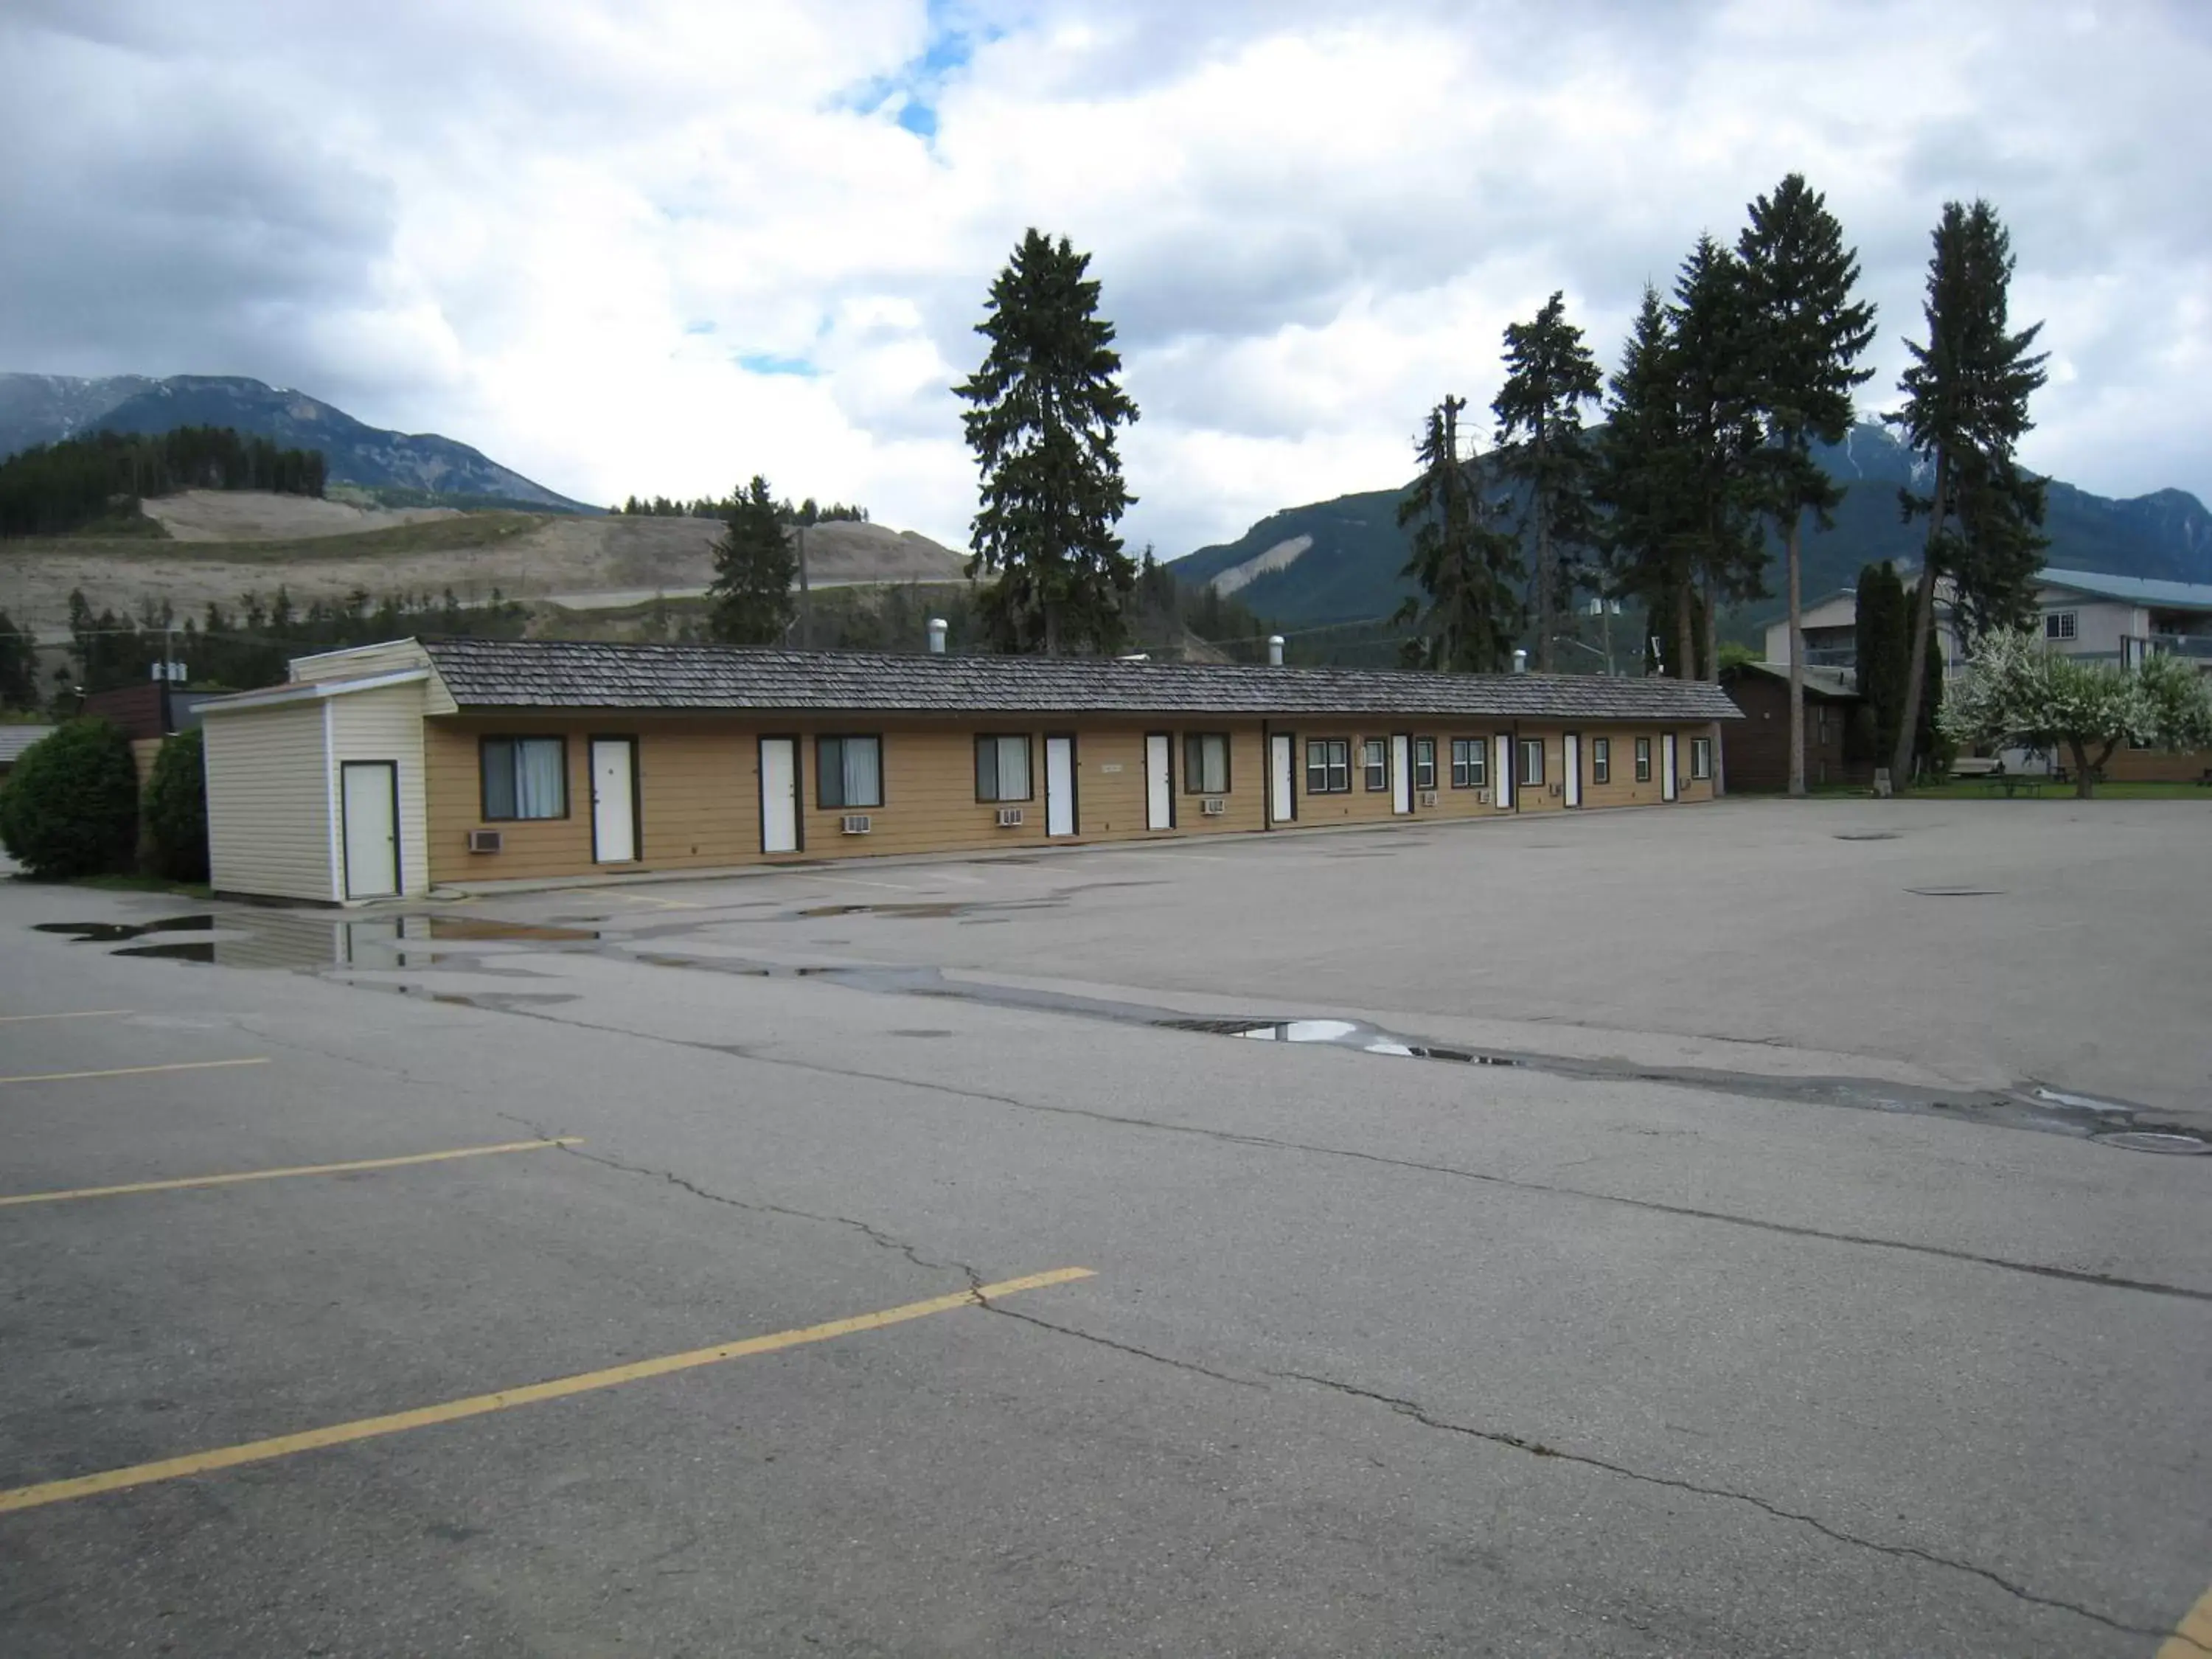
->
[1476,788,1489,805]
[1549,782,1562,798]
[995,806,1025,828]
[1417,790,1439,808]
[1200,797,1226,816]
[840,813,872,835]
[466,829,503,854]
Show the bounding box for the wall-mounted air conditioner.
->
[1417,790,1439,808]
[995,806,1025,827]
[840,814,873,835]
[1200,797,1226,816]
[466,829,503,854]
[1549,782,1562,798]
[1476,788,1489,805]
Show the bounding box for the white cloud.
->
[1,0,2207,554]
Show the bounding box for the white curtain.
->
[842,737,882,807]
[515,738,565,818]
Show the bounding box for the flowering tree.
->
[1941,627,2212,796]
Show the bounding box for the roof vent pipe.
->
[1267,634,1285,667]
[1511,647,1528,674]
[927,617,948,655]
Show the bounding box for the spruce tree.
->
[1492,292,1603,672]
[1393,397,1523,672]
[1739,173,1878,796]
[705,476,797,647]
[1666,235,1766,686]
[1597,288,1699,678]
[955,229,1140,655]
[1853,560,1907,762]
[1887,200,2049,782]
[0,610,38,711]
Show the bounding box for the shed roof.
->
[1728,661,1860,701]
[0,726,56,763]
[420,637,1742,722]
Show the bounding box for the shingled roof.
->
[420,638,1741,722]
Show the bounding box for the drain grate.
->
[2092,1131,2211,1156]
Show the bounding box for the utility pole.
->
[796,523,813,650]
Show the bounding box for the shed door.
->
[591,738,638,863]
[759,737,799,854]
[340,762,400,900]
[1269,733,1295,825]
[1145,734,1173,830]
[1662,732,1679,801]
[1390,734,1412,815]
[1562,734,1582,807]
[1045,736,1077,837]
[1494,734,1514,810]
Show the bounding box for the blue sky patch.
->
[737,352,820,378]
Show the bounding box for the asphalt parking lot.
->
[2,796,2208,1656]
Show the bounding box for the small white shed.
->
[199,645,436,904]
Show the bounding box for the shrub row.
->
[0,720,206,883]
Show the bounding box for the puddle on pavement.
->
[793,900,1062,920]
[35,914,216,943]
[35,909,596,974]
[1907,885,2005,897]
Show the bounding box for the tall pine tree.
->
[1887,200,2049,782]
[1492,291,1603,672]
[1393,397,1523,672]
[705,476,797,647]
[1666,235,1766,687]
[1597,288,1699,678]
[1738,173,1878,796]
[1853,560,1908,765]
[955,229,1140,655]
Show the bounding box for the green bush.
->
[0,718,140,879]
[143,727,209,883]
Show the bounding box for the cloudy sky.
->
[3,0,2203,555]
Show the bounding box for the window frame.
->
[478,734,569,822]
[815,732,885,810]
[1690,736,1713,779]
[1517,737,1545,788]
[1634,736,1652,783]
[973,732,1034,804]
[1591,736,1611,785]
[1362,737,1389,792]
[1305,737,1352,795]
[1413,737,1437,792]
[1449,737,1488,790]
[1182,731,1231,796]
[2045,611,2079,641]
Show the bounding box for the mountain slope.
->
[0,373,594,513]
[1172,423,2212,627]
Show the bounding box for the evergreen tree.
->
[1853,560,1908,762]
[705,476,797,646]
[955,229,1140,655]
[1666,234,1766,686]
[1886,199,2049,782]
[1596,288,1700,678]
[0,610,38,710]
[1492,291,1603,672]
[1739,173,1878,796]
[1392,397,1523,672]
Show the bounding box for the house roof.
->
[419,638,1742,723]
[2037,568,2212,613]
[1728,661,1859,700]
[0,726,56,762]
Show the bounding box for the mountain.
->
[0,372,594,512]
[1172,422,2212,630]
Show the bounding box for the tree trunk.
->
[2069,737,2094,799]
[1701,567,1719,685]
[1674,578,1696,681]
[1534,490,1554,673]
[1786,512,1806,797]
[1891,455,1949,785]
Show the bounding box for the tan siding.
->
[204,701,333,901]
[328,683,431,897]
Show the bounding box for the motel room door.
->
[1045,735,1077,837]
[1661,733,1679,801]
[589,737,638,863]
[1562,733,1582,807]
[339,761,400,900]
[1269,732,1295,826]
[1390,734,1412,815]
[759,737,799,854]
[1144,733,1173,830]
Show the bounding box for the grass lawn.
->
[1852,779,2211,801]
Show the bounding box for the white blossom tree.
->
[1941,628,2212,797]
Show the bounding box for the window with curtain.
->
[817,734,883,809]
[480,736,566,820]
[1413,737,1436,791]
[1591,737,1611,785]
[974,734,1032,801]
[1305,739,1350,793]
[1183,733,1229,794]
[1362,738,1388,791]
[1518,738,1545,787]
[1635,737,1652,782]
[1450,737,1486,789]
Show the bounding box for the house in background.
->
[1717,663,1868,792]
[0,724,58,784]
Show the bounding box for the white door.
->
[759,737,799,854]
[1662,733,1679,801]
[1390,734,1412,815]
[1045,736,1076,837]
[1562,734,1582,807]
[1270,733,1294,824]
[341,762,399,900]
[1494,734,1514,810]
[590,739,637,862]
[1145,733,1172,830]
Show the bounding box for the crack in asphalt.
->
[977,1304,1267,1389]
[1270,1370,2183,1647]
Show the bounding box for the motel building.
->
[195,636,1741,904]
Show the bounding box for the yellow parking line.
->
[0,1057,271,1086]
[0,1138,582,1208]
[0,1267,1093,1514]
[0,1010,132,1023]
[2158,1580,2212,1659]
